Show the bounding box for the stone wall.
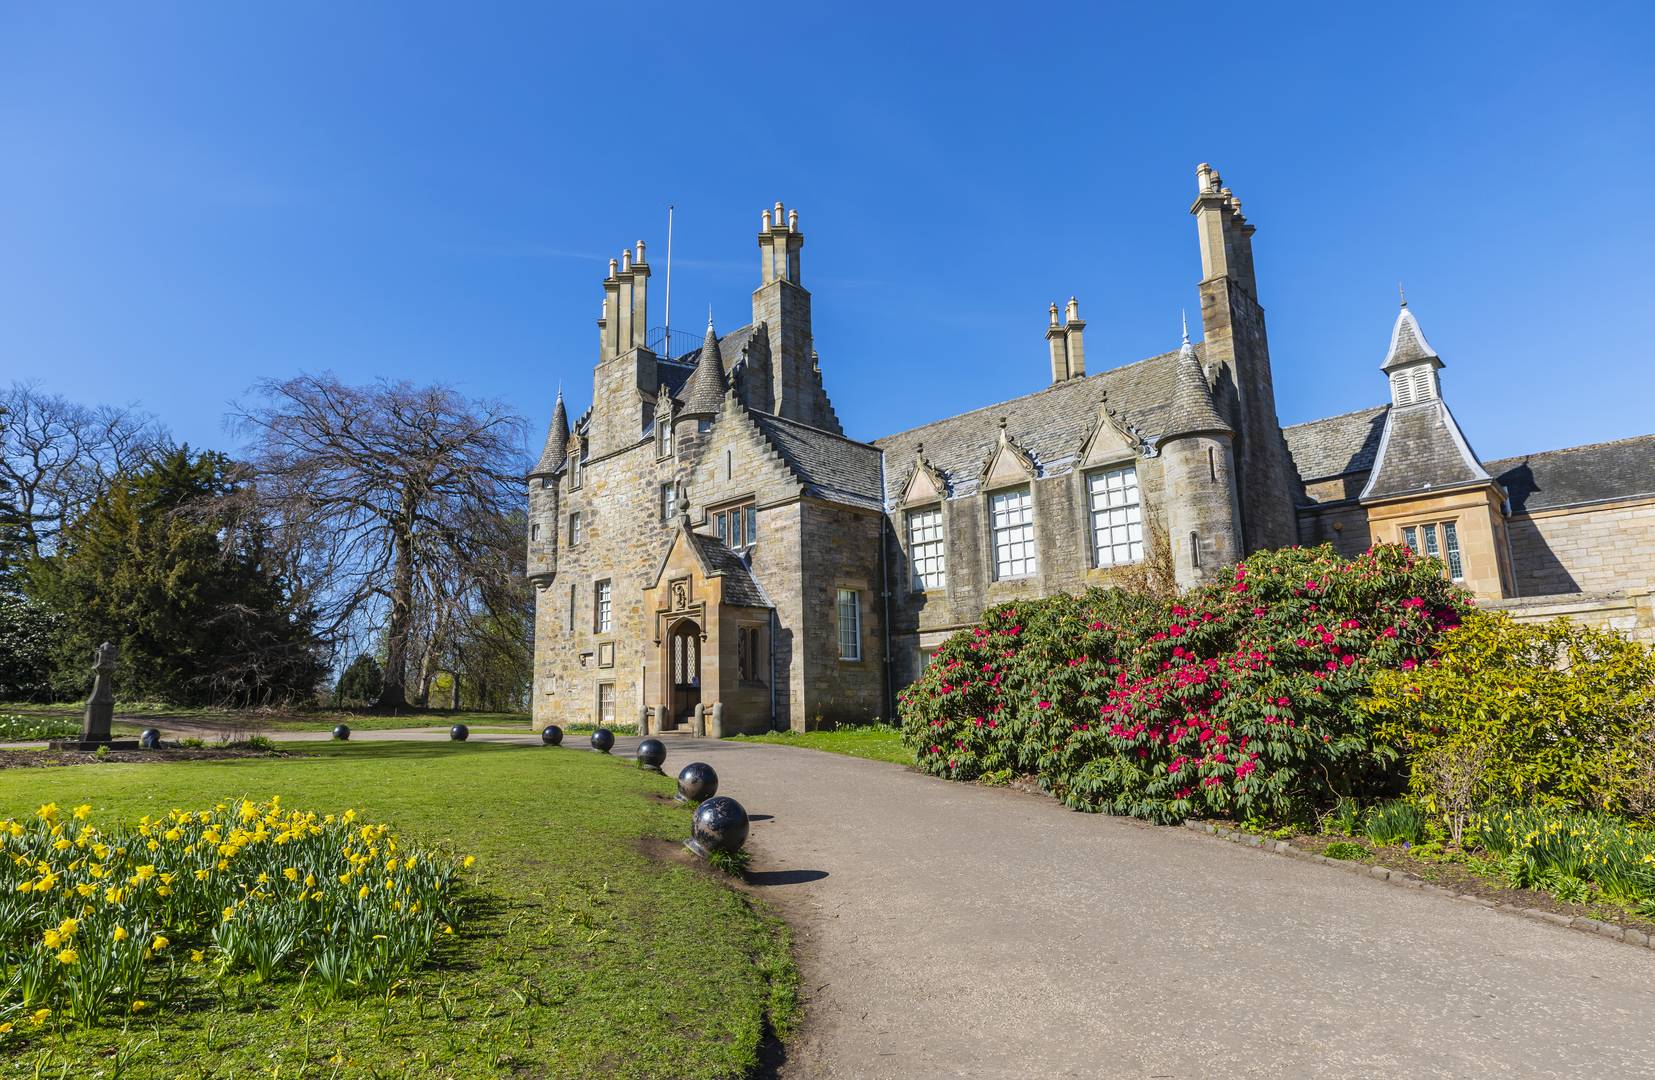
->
[798,499,886,728]
[531,433,675,731]
[1487,591,1655,645]
[1505,497,1655,599]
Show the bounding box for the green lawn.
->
[0,741,797,1078]
[727,725,912,766]
[0,701,534,737]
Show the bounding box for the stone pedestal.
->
[709,702,724,739]
[691,703,706,737]
[639,706,653,737]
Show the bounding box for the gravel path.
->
[664,737,1654,1080]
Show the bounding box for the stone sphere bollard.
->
[139,728,162,750]
[541,724,563,746]
[687,795,750,858]
[332,724,351,741]
[450,724,469,742]
[675,761,718,803]
[636,737,666,772]
[590,727,615,753]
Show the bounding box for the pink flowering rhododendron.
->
[899,544,1471,823]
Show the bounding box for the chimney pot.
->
[636,240,646,262]
[774,201,785,224]
[1066,296,1080,323]
[1049,302,1060,327]
[762,208,772,230]
[621,248,632,271]
[787,208,798,231]
[608,258,618,277]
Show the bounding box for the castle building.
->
[528,169,1655,733]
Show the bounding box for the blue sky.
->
[3,3,1652,465]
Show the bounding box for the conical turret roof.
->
[531,390,569,476]
[1380,302,1442,373]
[1158,328,1231,444]
[678,319,728,417]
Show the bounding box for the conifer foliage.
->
[29,448,324,705]
[899,545,1471,824]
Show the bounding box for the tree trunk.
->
[376,494,417,710]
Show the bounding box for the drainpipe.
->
[768,606,778,731]
[879,457,894,724]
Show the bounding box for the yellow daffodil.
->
[72,804,92,820]
[150,934,169,952]
[131,1000,148,1013]
[113,926,129,943]
[37,803,58,822]
[191,949,205,962]
[56,948,77,964]
[30,1009,49,1026]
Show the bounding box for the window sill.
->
[838,656,862,664]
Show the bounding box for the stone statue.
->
[82,641,117,742]
[48,640,137,750]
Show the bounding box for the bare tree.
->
[0,383,171,557]
[232,374,526,709]
[1418,740,1497,846]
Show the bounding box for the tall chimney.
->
[1063,297,1086,379]
[1046,303,1068,383]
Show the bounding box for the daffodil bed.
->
[1,797,469,1033]
[0,741,797,1078]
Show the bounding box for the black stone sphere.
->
[675,761,718,803]
[540,724,563,746]
[590,727,615,753]
[139,728,162,750]
[450,724,469,742]
[636,738,666,772]
[688,795,750,858]
[332,724,351,741]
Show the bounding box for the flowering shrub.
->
[0,798,470,1035]
[1366,610,1655,818]
[899,544,1470,823]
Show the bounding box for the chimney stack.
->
[1063,297,1086,379]
[1046,299,1088,383]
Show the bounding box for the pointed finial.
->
[1048,302,1060,327]
[1398,282,1408,308]
[556,381,563,400]
[707,304,714,330]
[1181,310,1190,345]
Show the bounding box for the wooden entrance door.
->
[669,620,701,724]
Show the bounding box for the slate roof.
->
[530,391,569,476]
[673,324,762,373]
[1361,400,1492,500]
[678,323,728,416]
[1282,405,1389,481]
[1381,305,1442,373]
[749,411,885,511]
[687,532,772,608]
[873,348,1183,502]
[1161,339,1230,442]
[1486,434,1655,512]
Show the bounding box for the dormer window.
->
[657,413,673,458]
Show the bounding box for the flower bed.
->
[0,714,79,742]
[899,545,1470,824]
[0,798,470,1035]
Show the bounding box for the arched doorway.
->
[669,619,701,725]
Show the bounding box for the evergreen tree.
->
[30,447,324,705]
[334,654,383,705]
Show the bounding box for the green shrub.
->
[1323,841,1368,861]
[1362,800,1425,846]
[899,544,1470,824]
[1367,611,1655,819]
[1327,797,1363,837]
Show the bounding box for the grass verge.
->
[0,740,798,1078]
[727,725,912,766]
